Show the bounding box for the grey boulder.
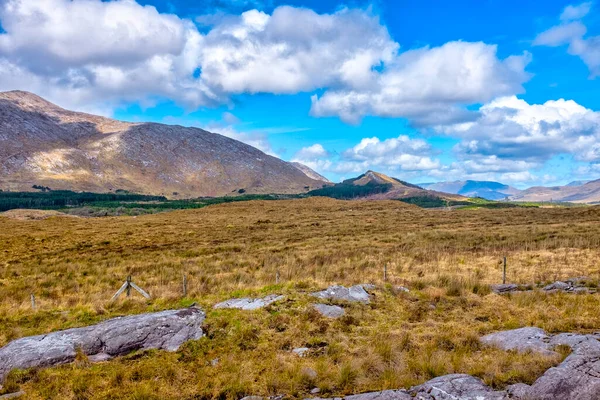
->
[312,285,371,303]
[0,307,205,383]
[214,295,284,310]
[512,337,600,400]
[314,304,345,318]
[409,374,505,399]
[310,390,411,400]
[480,327,556,356]
[490,284,519,294]
[543,281,572,291]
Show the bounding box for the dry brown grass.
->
[2,198,600,398]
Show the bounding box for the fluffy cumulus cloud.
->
[534,2,600,77]
[292,135,441,177]
[0,0,400,113]
[0,0,215,112]
[310,41,531,125]
[197,7,397,94]
[437,96,600,166]
[0,0,531,129]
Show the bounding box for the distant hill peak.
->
[290,162,331,183]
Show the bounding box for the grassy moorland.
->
[2,198,600,399]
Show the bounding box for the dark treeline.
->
[307,182,392,199]
[0,190,166,212]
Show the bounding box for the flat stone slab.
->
[409,374,505,400]
[491,283,519,294]
[213,295,284,310]
[311,285,371,303]
[543,281,572,291]
[309,389,411,400]
[514,340,600,400]
[0,307,205,383]
[480,327,556,356]
[314,304,345,318]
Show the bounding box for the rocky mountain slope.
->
[309,170,469,203]
[0,91,326,198]
[420,180,522,201]
[510,179,600,204]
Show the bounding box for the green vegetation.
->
[0,190,296,215]
[307,182,392,199]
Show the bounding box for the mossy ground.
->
[2,198,600,399]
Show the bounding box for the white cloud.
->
[293,135,441,177]
[439,96,600,165]
[293,144,329,160]
[561,2,592,21]
[310,41,530,125]
[197,6,398,95]
[535,2,600,77]
[0,0,217,112]
[0,0,187,69]
[0,1,530,128]
[533,22,587,46]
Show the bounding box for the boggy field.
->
[2,197,600,399]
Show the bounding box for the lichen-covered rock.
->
[314,304,345,318]
[516,339,600,400]
[409,374,505,399]
[0,307,205,383]
[213,295,284,310]
[311,285,371,303]
[293,347,310,357]
[310,390,411,400]
[490,283,519,294]
[543,281,572,291]
[480,327,556,356]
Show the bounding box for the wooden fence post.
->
[503,257,507,284]
[276,270,280,285]
[183,274,188,297]
[30,294,36,310]
[384,264,388,282]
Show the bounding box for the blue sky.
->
[1,0,600,186]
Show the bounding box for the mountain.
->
[566,180,591,187]
[308,170,469,205]
[0,91,327,198]
[420,180,521,201]
[290,162,331,183]
[510,179,600,204]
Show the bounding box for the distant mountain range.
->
[419,180,521,201]
[510,180,600,204]
[0,91,328,198]
[419,179,600,204]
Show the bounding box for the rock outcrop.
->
[313,304,345,318]
[311,285,372,303]
[409,374,505,399]
[480,327,556,356]
[481,327,600,399]
[213,295,284,310]
[0,307,205,383]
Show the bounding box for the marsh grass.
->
[1,198,600,398]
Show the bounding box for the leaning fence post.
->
[126,275,132,297]
[503,256,507,284]
[182,273,188,297]
[31,294,36,310]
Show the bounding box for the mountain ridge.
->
[0,91,327,198]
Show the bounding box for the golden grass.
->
[2,197,600,398]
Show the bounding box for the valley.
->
[2,198,600,398]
